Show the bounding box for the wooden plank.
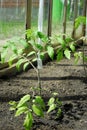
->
[26,0,32,30]
[47,0,53,37]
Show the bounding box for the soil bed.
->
[0,47,87,130]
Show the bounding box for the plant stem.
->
[82,42,87,77]
[22,55,38,73]
[37,68,41,96]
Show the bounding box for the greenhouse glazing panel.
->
[0,0,26,40]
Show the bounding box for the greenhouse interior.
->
[0,0,87,130]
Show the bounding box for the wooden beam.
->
[26,0,32,30]
[63,0,67,39]
[72,0,78,38]
[47,0,53,37]
[82,0,87,36]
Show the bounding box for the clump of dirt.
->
[0,51,87,130]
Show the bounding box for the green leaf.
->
[24,112,33,130]
[27,51,36,57]
[16,58,24,71]
[9,101,17,106]
[48,97,55,106]
[8,55,17,66]
[37,31,49,43]
[32,104,44,117]
[74,52,83,64]
[32,58,37,62]
[11,44,18,54]
[57,50,63,62]
[20,39,29,48]
[56,99,62,107]
[41,36,49,43]
[17,94,30,108]
[23,62,30,71]
[18,49,23,55]
[57,108,62,118]
[57,37,66,47]
[84,56,87,62]
[1,49,8,63]
[9,101,17,111]
[47,46,54,60]
[33,96,45,109]
[37,31,45,39]
[69,43,75,52]
[35,43,43,51]
[9,107,16,111]
[75,16,86,29]
[52,92,59,96]
[15,106,28,117]
[65,37,73,43]
[47,104,56,113]
[74,53,79,64]
[26,29,36,40]
[40,52,45,60]
[64,49,71,59]
[3,44,9,49]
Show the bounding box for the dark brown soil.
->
[0,50,87,130]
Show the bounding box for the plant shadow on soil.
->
[0,50,87,130]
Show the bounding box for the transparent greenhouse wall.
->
[31,0,49,34]
[52,0,84,36]
[66,0,84,36]
[0,0,26,40]
[52,0,73,35]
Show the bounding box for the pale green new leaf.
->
[64,49,71,59]
[18,49,23,55]
[1,49,8,63]
[47,46,54,60]
[70,43,75,52]
[75,16,86,29]
[9,107,16,111]
[32,58,37,62]
[16,58,25,71]
[57,37,66,47]
[48,97,55,106]
[74,53,79,64]
[9,101,17,106]
[27,51,36,57]
[32,104,44,117]
[23,112,33,130]
[47,104,56,113]
[74,52,83,64]
[52,92,59,96]
[17,94,30,108]
[9,101,17,111]
[15,106,28,117]
[23,62,30,71]
[20,39,29,48]
[8,55,17,66]
[11,44,18,54]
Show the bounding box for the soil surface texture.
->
[0,47,87,130]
